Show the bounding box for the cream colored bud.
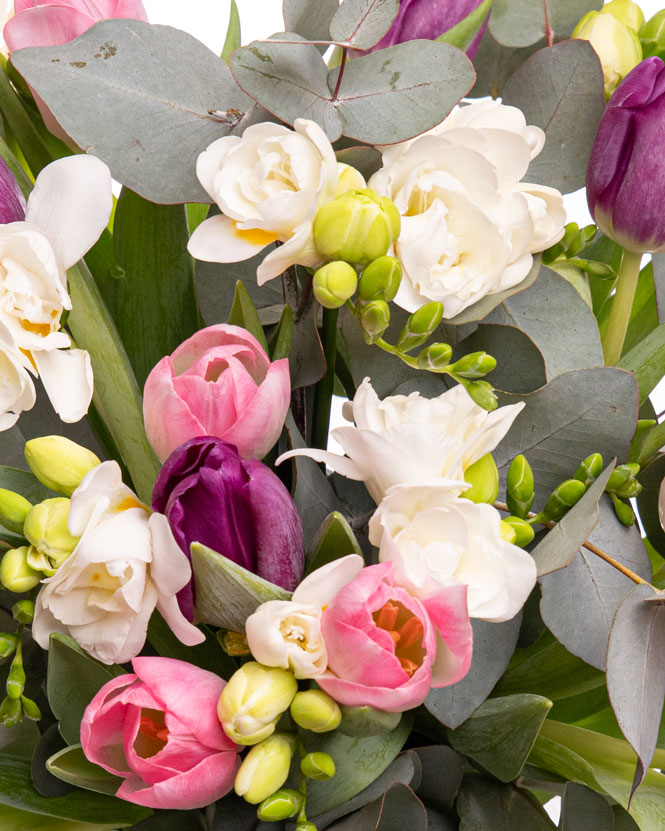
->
[25,436,100,496]
[234,733,296,804]
[0,547,41,592]
[0,489,32,535]
[573,11,642,98]
[23,498,79,572]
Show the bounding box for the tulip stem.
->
[312,308,339,450]
[601,248,643,365]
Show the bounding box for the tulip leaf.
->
[619,322,665,406]
[0,64,54,177]
[489,0,602,48]
[47,633,126,747]
[12,19,255,203]
[437,0,492,50]
[0,805,119,831]
[306,511,363,575]
[191,541,291,632]
[560,783,614,831]
[329,0,399,50]
[267,304,294,361]
[126,812,207,831]
[412,746,463,811]
[227,280,269,353]
[0,465,54,504]
[471,28,544,99]
[221,0,241,63]
[456,774,556,829]
[283,0,341,46]
[45,745,122,797]
[502,39,606,194]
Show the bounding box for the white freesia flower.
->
[369,484,537,622]
[369,100,566,318]
[277,378,524,504]
[0,320,35,431]
[0,155,112,425]
[33,462,204,665]
[188,119,339,285]
[245,555,364,678]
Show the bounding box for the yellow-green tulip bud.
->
[542,479,586,522]
[610,492,635,526]
[25,436,100,497]
[234,733,296,804]
[12,600,34,624]
[358,256,402,303]
[218,662,298,745]
[0,489,32,535]
[338,704,401,737]
[573,10,642,98]
[0,633,18,659]
[313,189,400,266]
[0,695,21,727]
[312,261,358,309]
[417,342,452,371]
[396,302,444,352]
[0,547,41,593]
[20,696,41,722]
[359,299,390,343]
[573,453,604,488]
[290,689,342,733]
[506,455,535,519]
[334,163,366,197]
[641,10,665,59]
[458,378,497,412]
[499,520,517,544]
[301,751,335,781]
[602,0,644,32]
[257,789,304,821]
[449,351,496,380]
[502,516,535,548]
[7,659,25,699]
[462,454,499,505]
[24,498,79,572]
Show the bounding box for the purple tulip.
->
[368,0,489,59]
[152,437,305,620]
[587,57,665,253]
[0,159,26,225]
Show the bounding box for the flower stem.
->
[312,307,338,450]
[601,248,643,365]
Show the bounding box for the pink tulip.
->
[317,562,473,713]
[143,325,291,462]
[80,656,240,810]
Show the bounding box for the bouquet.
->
[0,0,665,829]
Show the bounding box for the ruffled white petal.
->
[32,346,93,423]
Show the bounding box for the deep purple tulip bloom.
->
[152,436,305,620]
[368,0,489,59]
[0,158,26,224]
[587,57,665,253]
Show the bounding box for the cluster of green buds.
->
[640,8,665,59]
[0,599,40,727]
[542,222,617,282]
[217,664,340,828]
[604,462,641,526]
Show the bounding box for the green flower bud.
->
[458,379,498,412]
[312,262,358,310]
[0,695,21,727]
[334,163,366,197]
[542,479,586,522]
[610,492,635,526]
[358,256,402,303]
[462,454,499,505]
[0,633,18,660]
[0,489,32,535]
[12,600,34,624]
[20,696,41,722]
[573,10,642,98]
[313,189,400,266]
[290,689,342,733]
[499,520,517,544]
[234,733,296,804]
[448,352,497,380]
[296,824,318,831]
[606,462,640,492]
[7,659,25,699]
[301,751,336,781]
[641,10,665,59]
[615,478,642,499]
[25,436,100,497]
[506,455,535,519]
[338,704,401,737]
[24,498,79,573]
[257,789,304,822]
[218,662,298,745]
[0,547,42,593]
[602,0,644,32]
[359,299,390,343]
[502,516,536,548]
[396,302,444,352]
[417,342,452,371]
[573,453,604,487]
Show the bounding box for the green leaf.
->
[636,422,665,467]
[619,321,665,405]
[0,465,54,503]
[530,462,615,576]
[0,805,118,831]
[437,0,492,50]
[329,0,399,50]
[190,541,290,631]
[559,782,614,831]
[47,633,125,746]
[268,304,294,361]
[126,812,207,831]
[12,20,254,203]
[502,40,606,193]
[306,511,362,575]
[457,774,556,829]
[227,280,269,353]
[147,611,237,679]
[489,0,602,48]
[471,28,544,99]
[67,261,160,503]
[221,0,241,63]
[623,261,660,356]
[46,745,122,797]
[445,694,552,782]
[0,65,53,176]
[333,783,427,831]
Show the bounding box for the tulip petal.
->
[317,668,432,713]
[171,324,270,377]
[187,214,276,264]
[4,5,94,50]
[0,159,26,224]
[32,347,93,423]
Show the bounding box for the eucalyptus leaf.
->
[559,782,614,831]
[489,0,602,48]
[329,0,399,50]
[457,774,556,830]
[411,746,463,811]
[46,745,122,797]
[127,812,207,831]
[330,783,427,831]
[283,0,341,46]
[619,321,665,405]
[437,0,492,50]
[268,304,294,361]
[227,280,270,352]
[306,511,362,574]
[637,455,665,556]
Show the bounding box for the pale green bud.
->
[0,489,32,535]
[218,662,298,745]
[20,696,41,722]
[641,10,665,59]
[573,453,604,488]
[0,633,18,659]
[12,600,34,624]
[0,547,41,593]
[334,163,366,197]
[458,379,497,412]
[611,491,635,526]
[359,299,390,343]
[290,689,342,733]
[573,11,642,98]
[397,302,444,352]
[314,189,400,266]
[234,733,296,804]
[502,516,535,548]
[499,520,517,544]
[543,479,586,521]
[257,789,304,821]
[25,436,100,496]
[506,455,535,519]
[606,462,639,492]
[602,0,644,32]
[358,256,402,303]
[448,351,496,380]
[462,454,499,505]
[24,498,79,572]
[0,695,21,727]
[338,704,401,737]
[7,659,25,699]
[616,477,642,499]
[312,261,358,309]
[301,751,335,781]
[417,342,452,371]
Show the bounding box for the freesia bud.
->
[296,823,318,831]
[7,659,25,699]
[290,690,342,733]
[462,453,499,505]
[616,477,642,499]
[449,351,497,380]
[573,453,604,487]
[542,479,586,521]
[24,436,100,496]
[300,752,335,781]
[338,704,401,737]
[606,462,640,491]
[0,489,31,535]
[603,0,645,32]
[0,546,41,592]
[313,189,400,266]
[218,662,298,745]
[257,789,304,821]
[502,516,535,548]
[611,491,635,525]
[499,520,517,544]
[312,262,358,309]
[12,600,34,624]
[417,342,452,371]
[459,379,497,412]
[334,163,366,196]
[641,11,665,59]
[506,455,535,519]
[396,302,444,352]
[359,299,390,342]
[573,10,642,98]
[0,695,21,727]
[20,696,41,721]
[23,498,79,574]
[234,733,296,804]
[0,633,18,659]
[358,256,402,303]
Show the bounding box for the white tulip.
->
[32,462,204,665]
[188,119,339,285]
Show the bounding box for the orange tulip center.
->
[373,600,425,677]
[134,709,169,758]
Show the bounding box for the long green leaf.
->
[0,64,53,175]
[619,322,665,405]
[437,0,492,49]
[227,280,269,352]
[221,0,241,63]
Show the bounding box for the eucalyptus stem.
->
[601,248,643,366]
[312,308,338,450]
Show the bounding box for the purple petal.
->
[368,0,487,53]
[0,158,26,224]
